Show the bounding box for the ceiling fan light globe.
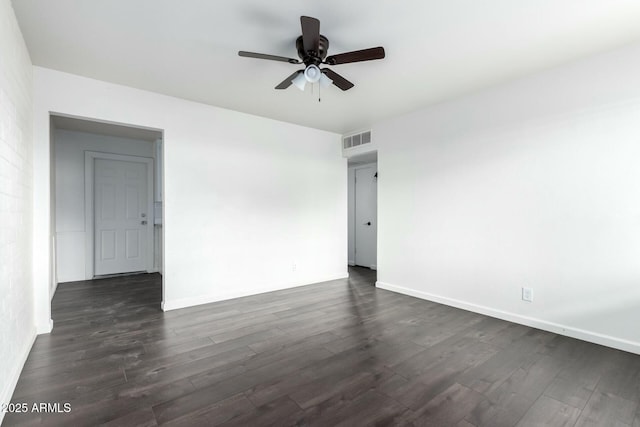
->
[304,65,321,83]
[292,72,307,91]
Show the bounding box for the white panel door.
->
[355,166,377,268]
[94,158,148,276]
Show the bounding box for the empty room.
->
[2,0,640,426]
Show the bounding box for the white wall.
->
[376,41,640,354]
[0,0,36,420]
[33,67,347,324]
[53,129,154,283]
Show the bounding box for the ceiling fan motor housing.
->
[296,35,329,65]
[238,16,384,91]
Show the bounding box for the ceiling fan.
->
[238,16,385,92]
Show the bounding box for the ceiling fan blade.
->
[238,51,300,64]
[300,16,320,53]
[275,70,303,89]
[321,69,354,91]
[325,47,385,65]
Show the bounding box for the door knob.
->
[364,221,371,226]
[141,220,148,225]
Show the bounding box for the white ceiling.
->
[12,0,640,134]
[51,115,162,142]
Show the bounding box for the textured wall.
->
[0,0,36,420]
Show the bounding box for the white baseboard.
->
[348,260,355,266]
[370,265,377,270]
[50,280,59,301]
[0,329,37,425]
[36,318,53,335]
[162,272,349,312]
[376,281,640,355]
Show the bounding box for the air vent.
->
[362,131,371,144]
[343,130,372,150]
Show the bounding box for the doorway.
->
[348,152,378,270]
[51,115,163,285]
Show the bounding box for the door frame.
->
[352,162,378,270]
[84,151,154,279]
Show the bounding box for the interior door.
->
[94,158,148,276]
[355,165,377,268]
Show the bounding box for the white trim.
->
[162,272,349,311]
[154,138,163,202]
[348,260,355,266]
[350,162,378,170]
[370,265,377,270]
[376,281,640,355]
[0,329,37,424]
[352,162,377,270]
[84,151,154,279]
[50,234,58,300]
[36,318,53,335]
[51,280,59,301]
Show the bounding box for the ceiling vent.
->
[343,130,371,149]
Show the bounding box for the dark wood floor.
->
[5,268,640,426]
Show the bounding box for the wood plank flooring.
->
[5,268,640,426]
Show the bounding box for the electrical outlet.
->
[522,287,533,302]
